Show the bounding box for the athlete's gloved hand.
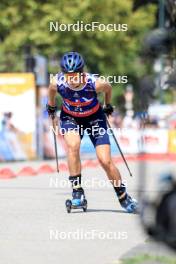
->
[46,104,57,119]
[103,104,114,117]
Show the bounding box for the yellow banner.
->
[0,73,35,95]
[0,73,36,161]
[168,130,176,153]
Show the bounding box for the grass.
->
[120,254,176,264]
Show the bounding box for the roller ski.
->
[65,188,88,213]
[115,183,139,214]
[119,193,139,213]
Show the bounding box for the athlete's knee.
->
[67,141,80,154]
[98,156,112,169]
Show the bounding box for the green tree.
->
[0,0,157,107]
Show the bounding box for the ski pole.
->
[51,118,59,173]
[106,116,133,177]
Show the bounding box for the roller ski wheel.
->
[65,199,72,213]
[65,189,87,213]
[82,199,88,212]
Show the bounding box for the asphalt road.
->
[0,159,175,264]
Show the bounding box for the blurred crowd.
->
[109,106,176,130]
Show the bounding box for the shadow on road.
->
[70,208,127,214]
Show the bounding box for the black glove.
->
[103,104,114,116]
[46,104,57,119]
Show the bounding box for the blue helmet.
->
[60,52,85,73]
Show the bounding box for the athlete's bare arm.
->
[95,79,112,105]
